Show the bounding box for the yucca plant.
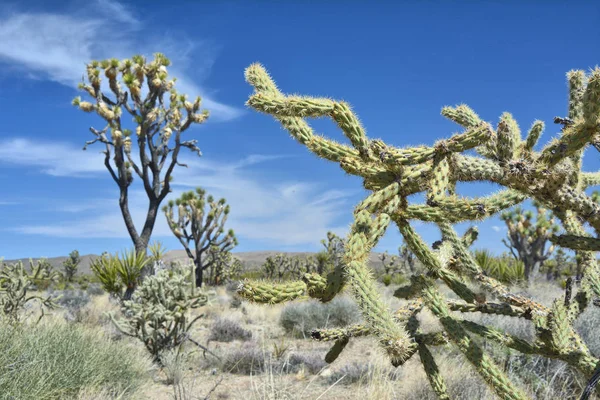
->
[90,248,150,301]
[473,249,525,284]
[148,241,168,275]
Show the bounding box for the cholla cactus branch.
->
[241,63,600,398]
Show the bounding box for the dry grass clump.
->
[0,319,151,399]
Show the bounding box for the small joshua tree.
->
[0,258,60,325]
[109,265,208,364]
[73,53,209,264]
[62,250,81,283]
[321,232,345,262]
[204,245,242,285]
[501,202,560,283]
[399,243,417,273]
[163,187,237,287]
[379,251,402,285]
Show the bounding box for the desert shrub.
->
[85,283,105,297]
[55,289,91,310]
[221,343,268,375]
[327,362,382,385]
[54,289,92,323]
[208,317,252,343]
[0,320,149,398]
[283,352,328,375]
[229,294,243,309]
[279,296,361,338]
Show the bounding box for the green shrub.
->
[0,320,149,399]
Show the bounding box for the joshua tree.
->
[72,53,209,263]
[399,244,417,273]
[163,187,237,287]
[500,202,560,283]
[62,250,81,283]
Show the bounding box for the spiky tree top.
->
[237,63,600,399]
[73,53,209,255]
[62,250,81,283]
[163,187,237,286]
[500,202,560,282]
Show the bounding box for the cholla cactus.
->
[62,249,81,283]
[239,63,600,399]
[109,265,208,363]
[74,54,209,264]
[163,187,237,287]
[501,202,560,283]
[0,258,60,324]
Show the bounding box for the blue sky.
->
[0,0,598,259]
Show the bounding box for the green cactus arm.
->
[418,343,451,400]
[343,210,417,366]
[441,104,483,128]
[550,234,600,251]
[496,112,522,162]
[400,190,527,223]
[428,157,450,204]
[523,120,545,153]
[324,337,350,363]
[421,280,529,400]
[581,67,600,126]
[245,63,359,162]
[581,172,600,189]
[536,121,599,168]
[236,280,307,304]
[462,226,479,247]
[377,123,493,166]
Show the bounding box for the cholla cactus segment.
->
[237,280,307,304]
[109,266,207,363]
[243,63,600,398]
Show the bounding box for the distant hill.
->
[1,250,392,276]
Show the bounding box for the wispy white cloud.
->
[0,0,243,121]
[9,139,356,247]
[0,138,105,177]
[491,225,505,232]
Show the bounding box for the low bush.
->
[208,317,252,343]
[279,296,361,338]
[0,320,150,399]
